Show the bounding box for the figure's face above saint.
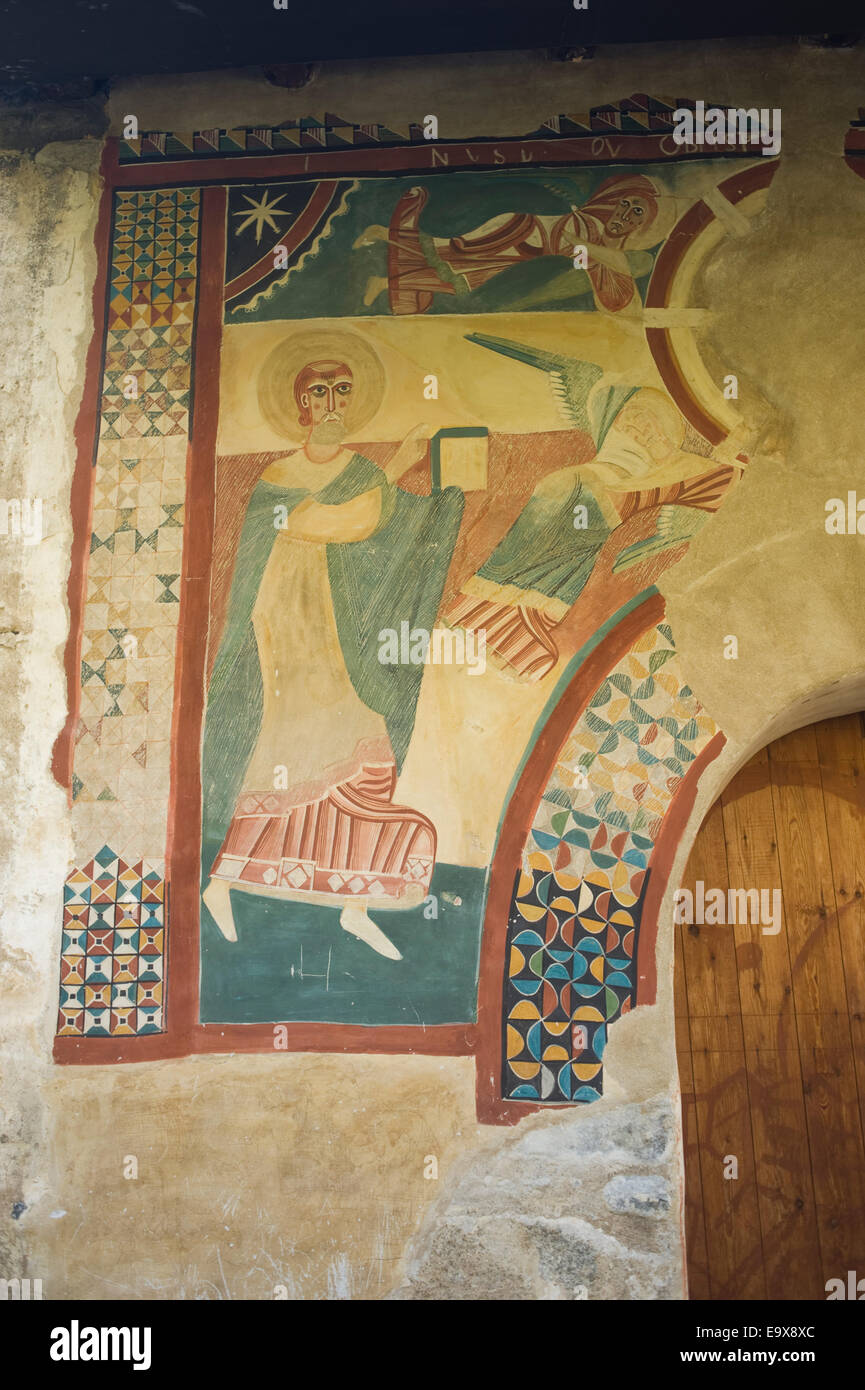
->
[295,359,354,445]
[605,195,651,239]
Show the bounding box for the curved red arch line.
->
[224,181,343,303]
[634,728,726,1006]
[645,158,780,446]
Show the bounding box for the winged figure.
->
[441,332,740,682]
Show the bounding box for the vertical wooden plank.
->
[679,799,742,1030]
[680,797,760,1296]
[849,1015,865,1194]
[722,746,793,1020]
[720,743,822,1296]
[769,727,846,1020]
[815,714,865,1158]
[674,916,689,1022]
[691,1046,767,1299]
[773,723,865,1289]
[675,820,712,1299]
[815,715,865,1014]
[811,712,861,765]
[741,1014,824,1299]
[771,724,821,764]
[678,1036,712,1300]
[797,1012,865,1290]
[810,716,865,1284]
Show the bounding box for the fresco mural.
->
[54,98,777,1121]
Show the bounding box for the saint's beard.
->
[311,417,347,445]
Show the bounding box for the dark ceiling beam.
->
[0,0,862,85]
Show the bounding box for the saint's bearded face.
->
[299,368,354,445]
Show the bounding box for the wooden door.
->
[676,713,865,1299]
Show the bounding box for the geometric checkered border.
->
[57,845,166,1036]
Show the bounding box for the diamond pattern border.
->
[503,621,720,1104]
[57,188,199,1039]
[57,845,166,1037]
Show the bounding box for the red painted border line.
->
[165,185,228,1050]
[54,1022,477,1065]
[51,143,115,794]
[106,135,750,190]
[646,199,716,311]
[645,327,726,448]
[192,1021,477,1056]
[475,591,667,1126]
[845,127,865,176]
[634,729,726,1006]
[717,157,779,203]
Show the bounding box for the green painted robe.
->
[201,452,464,855]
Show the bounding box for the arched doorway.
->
[676,713,865,1299]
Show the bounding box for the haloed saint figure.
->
[201,331,463,959]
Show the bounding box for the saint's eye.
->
[336,383,352,395]
[633,205,644,217]
[310,385,327,396]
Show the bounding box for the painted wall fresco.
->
[54,98,775,1120]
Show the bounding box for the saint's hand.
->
[401,422,433,461]
[386,423,433,480]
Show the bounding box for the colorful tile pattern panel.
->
[504,621,720,1104]
[103,188,198,438]
[58,188,199,1038]
[57,846,166,1037]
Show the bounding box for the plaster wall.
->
[1,38,864,1300]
